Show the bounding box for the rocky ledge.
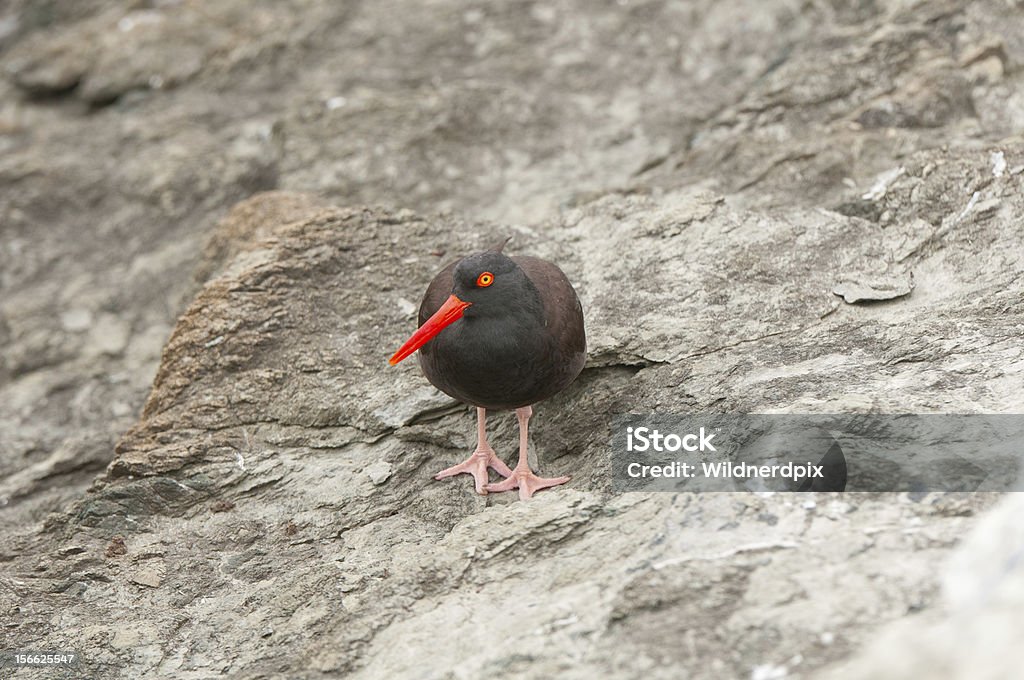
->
[2,0,1024,678]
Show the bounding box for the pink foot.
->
[484,467,570,500]
[434,448,513,495]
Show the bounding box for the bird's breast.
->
[418,316,569,410]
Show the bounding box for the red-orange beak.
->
[389,294,471,365]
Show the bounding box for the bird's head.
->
[389,250,538,365]
[450,251,525,314]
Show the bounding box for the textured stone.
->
[2,0,1024,678]
[827,495,1024,680]
[833,276,915,304]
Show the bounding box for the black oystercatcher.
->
[389,241,586,499]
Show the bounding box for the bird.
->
[389,240,586,500]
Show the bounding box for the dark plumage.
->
[390,243,586,499]
[417,252,586,410]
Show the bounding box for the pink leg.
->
[484,406,570,500]
[434,407,513,494]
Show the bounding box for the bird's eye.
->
[476,272,494,287]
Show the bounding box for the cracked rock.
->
[3,1,1024,678]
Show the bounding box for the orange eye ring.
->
[476,272,494,287]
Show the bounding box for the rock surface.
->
[1,0,1023,678]
[827,493,1024,680]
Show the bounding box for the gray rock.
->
[365,461,393,486]
[85,313,131,357]
[833,276,915,304]
[827,495,1024,680]
[59,308,93,332]
[1,0,1024,678]
[129,565,163,589]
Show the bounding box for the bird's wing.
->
[513,255,586,356]
[418,259,458,325]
